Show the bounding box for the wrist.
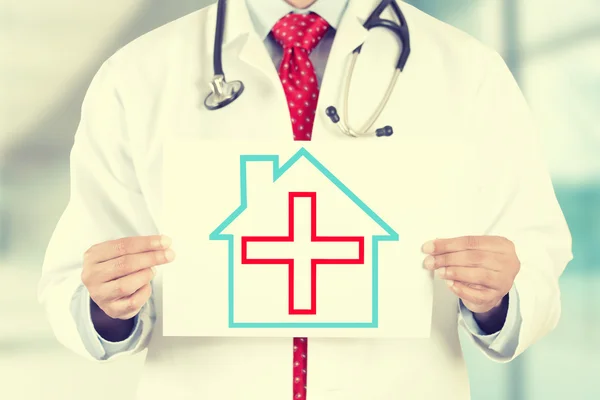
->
[473,294,509,335]
[90,299,136,342]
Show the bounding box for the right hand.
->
[82,235,175,320]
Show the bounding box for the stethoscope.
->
[204,0,411,139]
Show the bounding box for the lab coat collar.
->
[213,0,279,83]
[213,0,402,88]
[216,0,383,48]
[245,0,349,40]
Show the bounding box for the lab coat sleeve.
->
[458,286,521,358]
[38,59,158,362]
[71,282,147,360]
[462,50,573,362]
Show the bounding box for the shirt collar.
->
[246,0,349,39]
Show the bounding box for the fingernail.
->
[422,241,435,254]
[436,267,446,279]
[446,280,454,287]
[164,249,176,262]
[161,235,172,248]
[423,255,435,269]
[151,267,157,277]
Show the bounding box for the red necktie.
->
[271,12,331,400]
[272,13,331,141]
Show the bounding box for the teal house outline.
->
[208,147,399,329]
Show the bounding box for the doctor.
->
[39,0,572,399]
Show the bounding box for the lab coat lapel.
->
[325,0,372,61]
[312,0,369,139]
[201,0,292,140]
[217,0,279,82]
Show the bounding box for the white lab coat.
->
[39,0,572,399]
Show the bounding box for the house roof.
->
[209,147,399,241]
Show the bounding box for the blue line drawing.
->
[209,147,399,328]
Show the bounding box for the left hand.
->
[422,236,520,314]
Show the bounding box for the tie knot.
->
[271,12,330,53]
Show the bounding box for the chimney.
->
[242,160,276,208]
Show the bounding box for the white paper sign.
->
[162,138,484,338]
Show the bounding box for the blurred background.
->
[0,0,598,399]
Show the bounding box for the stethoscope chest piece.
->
[204,74,245,111]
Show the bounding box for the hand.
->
[82,235,175,321]
[422,236,520,315]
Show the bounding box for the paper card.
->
[161,137,484,338]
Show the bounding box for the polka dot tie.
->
[272,13,330,399]
[272,13,331,141]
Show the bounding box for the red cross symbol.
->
[241,192,365,315]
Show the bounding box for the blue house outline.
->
[208,147,399,329]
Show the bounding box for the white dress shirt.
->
[72,0,522,360]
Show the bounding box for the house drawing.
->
[209,147,399,329]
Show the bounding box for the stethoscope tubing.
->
[213,0,227,76]
[206,0,410,140]
[338,52,402,137]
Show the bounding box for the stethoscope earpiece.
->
[375,126,394,137]
[326,104,394,138]
[325,106,340,123]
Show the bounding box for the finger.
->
[84,235,172,264]
[93,268,156,303]
[422,236,514,256]
[102,283,152,320]
[97,249,175,282]
[424,250,503,271]
[447,281,501,312]
[436,266,501,290]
